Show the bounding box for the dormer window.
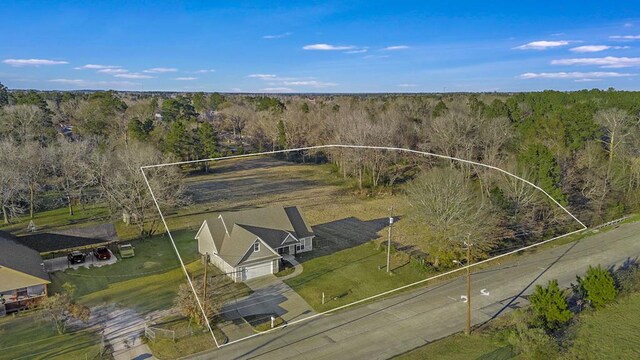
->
[254,242,260,252]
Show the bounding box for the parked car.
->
[67,251,86,264]
[118,243,135,258]
[93,247,111,260]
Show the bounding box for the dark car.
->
[93,247,111,260]
[67,251,86,264]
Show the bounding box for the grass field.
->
[0,312,107,360]
[564,292,640,359]
[286,242,431,311]
[145,317,220,360]
[394,333,514,360]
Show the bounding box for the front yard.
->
[286,242,431,311]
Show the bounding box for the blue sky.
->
[1,1,639,93]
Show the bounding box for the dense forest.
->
[0,81,638,264]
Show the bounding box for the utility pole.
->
[203,253,209,305]
[386,207,393,273]
[464,241,472,336]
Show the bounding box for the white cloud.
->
[115,73,154,79]
[282,80,337,87]
[609,35,640,40]
[75,64,120,70]
[49,78,140,87]
[263,32,292,39]
[569,45,629,53]
[174,77,197,81]
[260,87,294,92]
[344,49,367,54]
[382,45,409,51]
[569,45,610,53]
[98,68,128,74]
[397,83,418,87]
[194,69,215,73]
[624,23,634,28]
[513,40,570,50]
[551,56,640,68]
[574,78,601,82]
[303,43,356,51]
[3,58,68,67]
[248,74,277,79]
[143,67,177,73]
[518,71,634,79]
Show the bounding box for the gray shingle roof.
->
[0,230,50,283]
[200,206,314,267]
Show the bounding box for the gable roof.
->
[0,231,50,292]
[197,206,314,267]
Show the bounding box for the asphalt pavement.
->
[186,221,640,360]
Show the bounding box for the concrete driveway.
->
[219,272,315,342]
[44,249,117,272]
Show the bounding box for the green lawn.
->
[0,205,110,236]
[393,333,514,360]
[49,229,200,313]
[564,292,640,359]
[285,242,431,311]
[0,312,107,360]
[145,317,221,360]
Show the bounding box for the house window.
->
[296,244,305,251]
[254,242,260,252]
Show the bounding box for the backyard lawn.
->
[0,312,107,360]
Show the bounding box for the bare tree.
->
[0,140,26,223]
[174,277,223,326]
[40,283,90,335]
[405,167,498,266]
[50,139,96,215]
[595,108,637,168]
[97,142,189,237]
[17,142,49,219]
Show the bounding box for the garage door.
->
[243,261,272,281]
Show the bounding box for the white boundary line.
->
[140,144,588,349]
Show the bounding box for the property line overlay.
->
[140,144,588,349]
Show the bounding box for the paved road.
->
[186,222,640,360]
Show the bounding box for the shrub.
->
[508,324,560,360]
[529,279,572,331]
[576,265,618,309]
[615,262,640,294]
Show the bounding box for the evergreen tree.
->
[530,279,572,331]
[575,265,618,309]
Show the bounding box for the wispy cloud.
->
[609,35,640,40]
[382,45,409,51]
[624,22,634,28]
[513,40,571,50]
[174,77,197,81]
[115,73,154,79]
[98,68,128,74]
[344,49,367,54]
[282,80,337,87]
[260,87,294,92]
[49,78,140,87]
[569,45,629,53]
[303,43,356,51]
[3,58,68,67]
[551,56,640,68]
[397,83,418,87]
[248,74,277,79]
[75,64,120,70]
[143,67,178,73]
[518,71,634,79]
[193,69,215,73]
[263,32,292,39]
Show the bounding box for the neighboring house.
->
[196,206,315,282]
[0,231,50,316]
